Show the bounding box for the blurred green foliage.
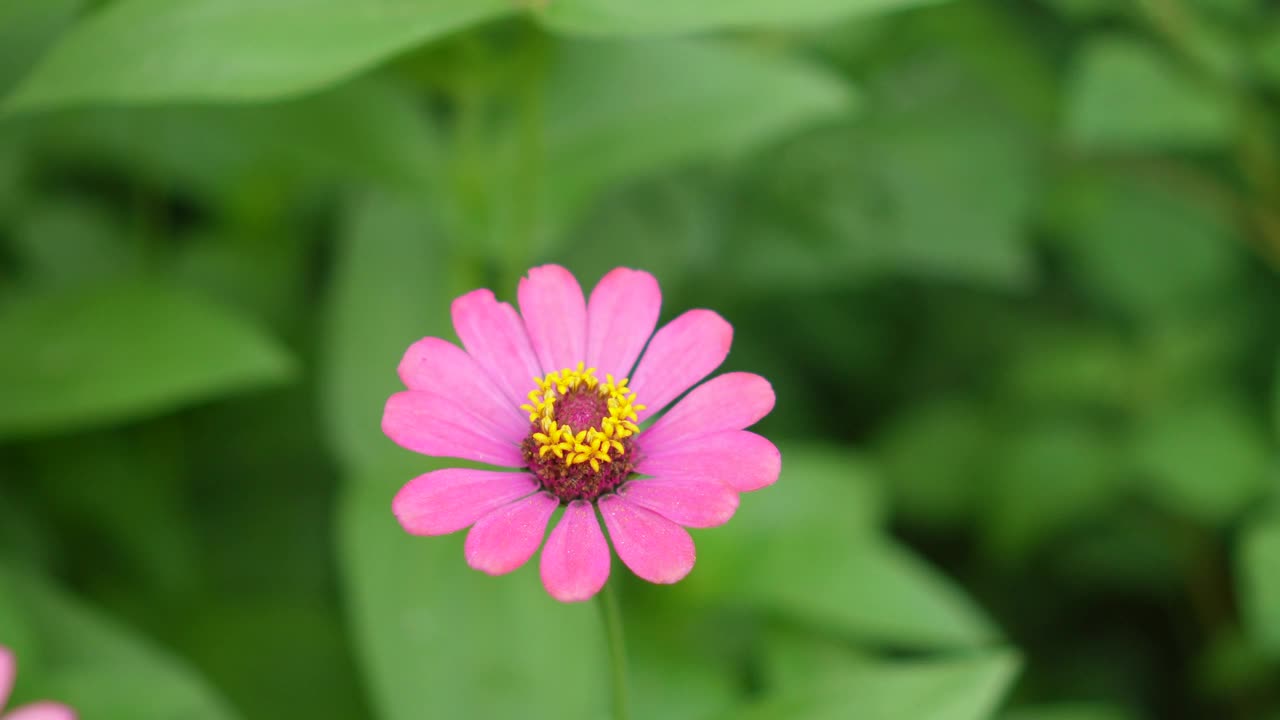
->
[0,0,1278,718]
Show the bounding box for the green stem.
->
[598,579,631,720]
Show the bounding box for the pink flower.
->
[0,647,75,720]
[383,265,780,602]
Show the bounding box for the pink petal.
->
[5,702,77,720]
[518,265,587,374]
[639,372,775,450]
[598,494,695,584]
[636,430,781,493]
[451,288,543,407]
[586,268,661,381]
[397,337,527,443]
[0,646,14,710]
[629,310,732,421]
[619,476,739,528]
[393,469,539,535]
[539,500,610,602]
[465,492,558,575]
[382,391,525,467]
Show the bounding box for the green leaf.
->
[685,444,997,650]
[0,282,294,438]
[1050,170,1241,319]
[980,420,1125,563]
[1131,398,1270,525]
[321,190,470,471]
[729,59,1039,290]
[726,650,1019,720]
[0,566,242,719]
[540,38,851,240]
[28,78,438,197]
[877,398,995,527]
[8,197,141,289]
[625,599,740,720]
[537,0,945,35]
[338,458,608,720]
[0,0,81,96]
[3,0,510,113]
[1066,37,1232,150]
[1238,514,1280,656]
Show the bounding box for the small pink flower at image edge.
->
[0,646,76,720]
[382,265,780,602]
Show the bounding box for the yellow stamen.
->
[524,363,642,470]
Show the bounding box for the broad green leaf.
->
[537,0,944,35]
[685,444,996,650]
[729,59,1038,290]
[3,0,510,113]
[1066,37,1232,150]
[1050,170,1241,319]
[9,198,141,289]
[1238,515,1280,656]
[0,566,241,720]
[321,190,474,471]
[540,38,851,245]
[0,0,81,96]
[0,282,294,438]
[626,598,740,720]
[1132,399,1270,525]
[28,79,438,200]
[726,650,1019,720]
[339,458,608,720]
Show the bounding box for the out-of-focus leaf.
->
[31,79,438,200]
[0,565,241,719]
[1002,704,1139,720]
[1001,328,1139,412]
[321,190,469,471]
[0,0,80,95]
[1132,398,1270,525]
[981,420,1125,563]
[1257,26,1280,88]
[1066,37,1232,150]
[1274,355,1279,441]
[3,0,510,112]
[181,600,369,720]
[541,38,852,241]
[537,0,944,35]
[725,649,1019,720]
[626,598,740,720]
[9,198,140,289]
[1041,0,1123,21]
[0,282,294,438]
[731,60,1038,290]
[339,458,608,720]
[686,444,997,650]
[1238,514,1280,656]
[877,398,995,527]
[1050,170,1241,318]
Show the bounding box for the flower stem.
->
[598,579,631,720]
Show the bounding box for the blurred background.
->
[0,0,1278,718]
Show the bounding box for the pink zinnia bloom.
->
[383,265,779,602]
[0,647,75,720]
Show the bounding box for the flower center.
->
[519,363,645,502]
